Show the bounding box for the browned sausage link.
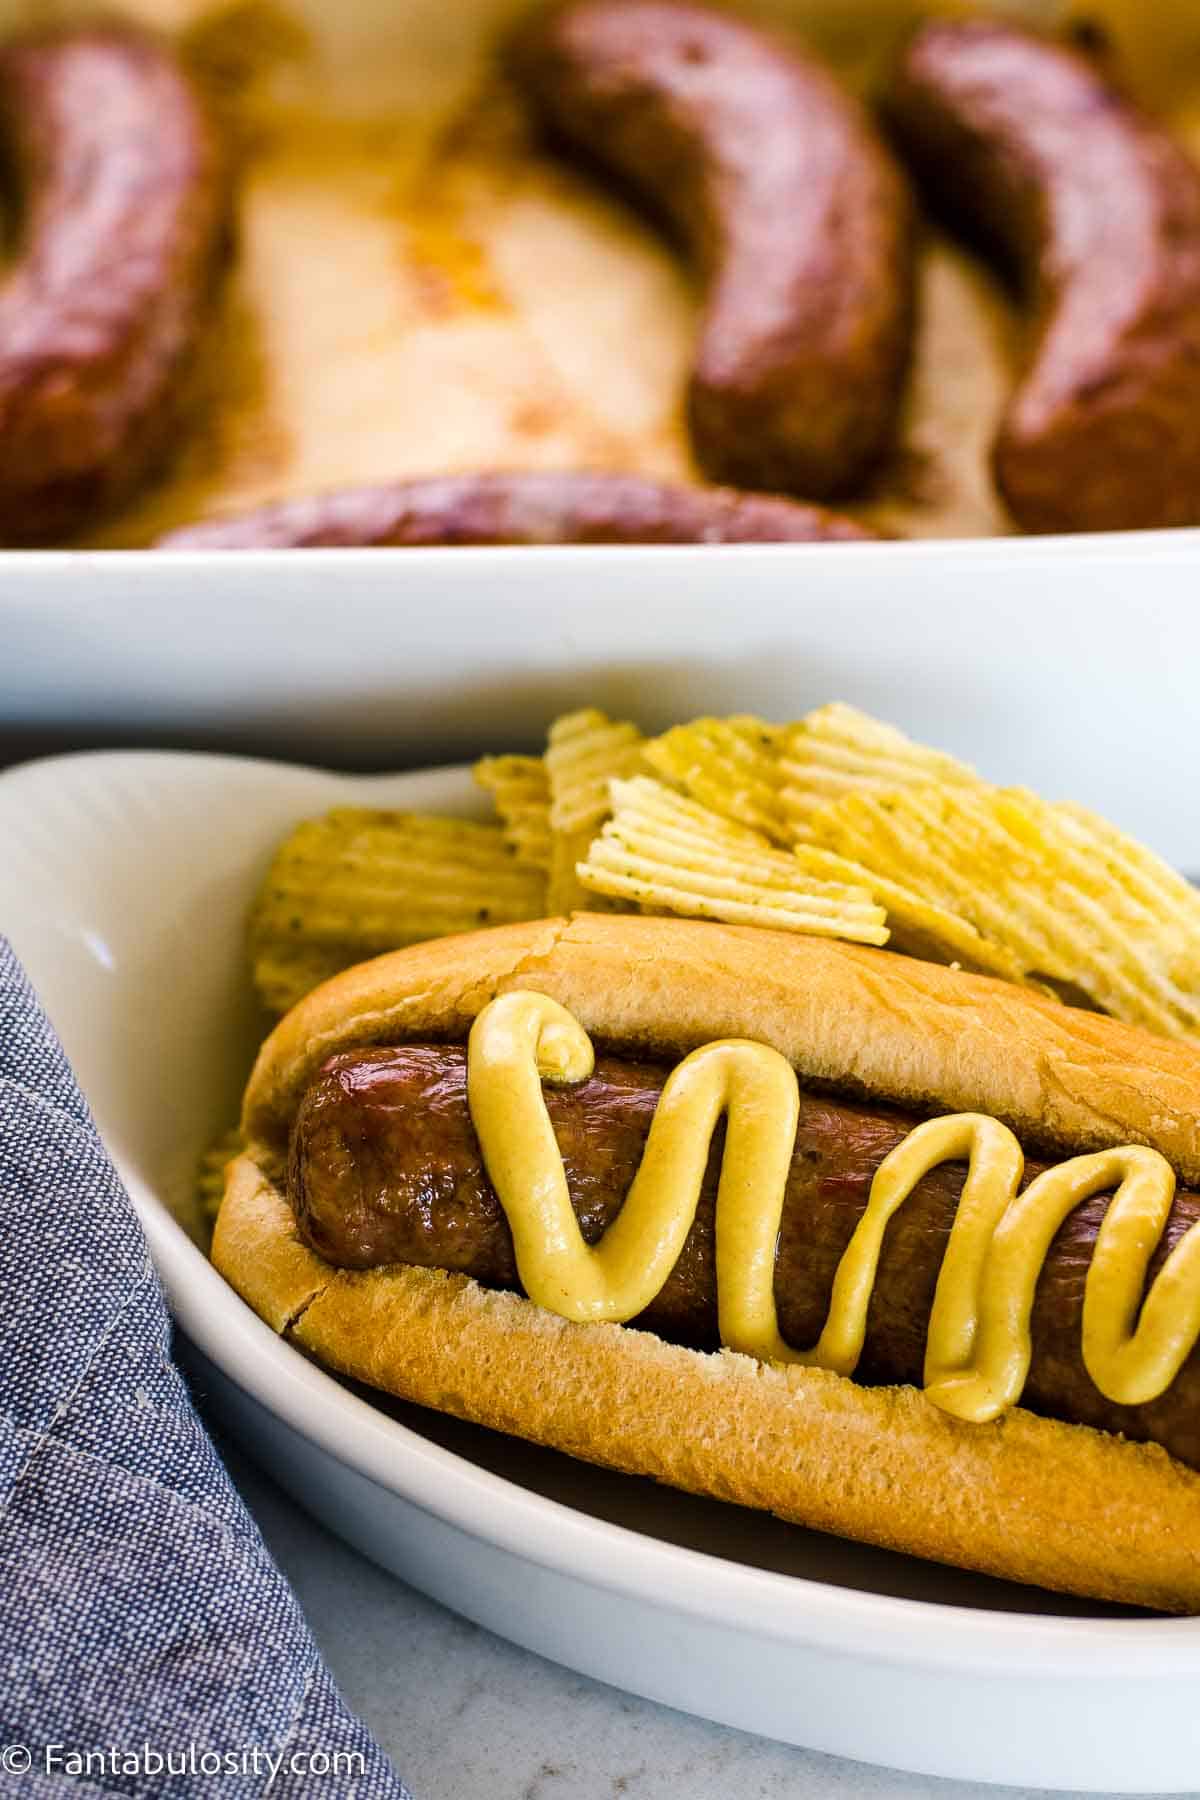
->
[0,27,227,543]
[154,471,880,547]
[507,0,915,501]
[886,20,1200,535]
[291,1044,1200,1472]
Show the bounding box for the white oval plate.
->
[2,748,1199,1793]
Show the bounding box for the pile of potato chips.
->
[247,702,1200,1040]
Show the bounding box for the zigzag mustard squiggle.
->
[468,992,1200,1422]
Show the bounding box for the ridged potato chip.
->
[577,777,888,944]
[643,715,789,842]
[545,708,648,911]
[474,754,552,871]
[546,707,647,832]
[809,784,1200,1036]
[240,697,1200,1043]
[789,843,1029,984]
[196,1128,243,1225]
[1056,800,1200,986]
[252,941,358,1016]
[249,807,547,1012]
[780,702,981,839]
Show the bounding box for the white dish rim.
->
[4,522,1200,578]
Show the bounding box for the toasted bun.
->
[218,915,1200,1611]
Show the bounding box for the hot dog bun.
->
[216,914,1200,1611]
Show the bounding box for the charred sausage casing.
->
[887,19,1200,534]
[508,0,916,501]
[0,26,228,543]
[156,470,879,547]
[291,1042,1200,1475]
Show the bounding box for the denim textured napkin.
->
[0,939,411,1798]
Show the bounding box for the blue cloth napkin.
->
[0,940,411,1798]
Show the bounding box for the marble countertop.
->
[217,1437,1184,1800]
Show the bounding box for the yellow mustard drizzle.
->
[466,992,1200,1423]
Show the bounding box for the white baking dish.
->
[3,0,1200,761]
[4,533,1200,872]
[3,745,1200,1793]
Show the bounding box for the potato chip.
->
[545,707,648,911]
[982,790,1200,1030]
[643,715,789,842]
[545,708,647,832]
[474,753,552,872]
[251,941,357,1016]
[780,702,981,839]
[809,784,1200,1036]
[1057,800,1200,982]
[811,786,1082,992]
[249,807,547,1012]
[576,777,889,944]
[197,1127,243,1225]
[789,841,1030,984]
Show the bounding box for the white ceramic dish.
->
[6,531,1200,876]
[3,746,1200,1792]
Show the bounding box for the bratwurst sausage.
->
[155,471,878,547]
[0,26,227,542]
[508,0,915,500]
[291,1043,1200,1471]
[886,19,1200,535]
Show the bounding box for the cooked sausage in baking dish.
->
[886,18,1200,534]
[155,470,880,546]
[508,0,916,501]
[0,25,227,542]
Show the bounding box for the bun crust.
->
[221,914,1200,1611]
[243,913,1200,1179]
